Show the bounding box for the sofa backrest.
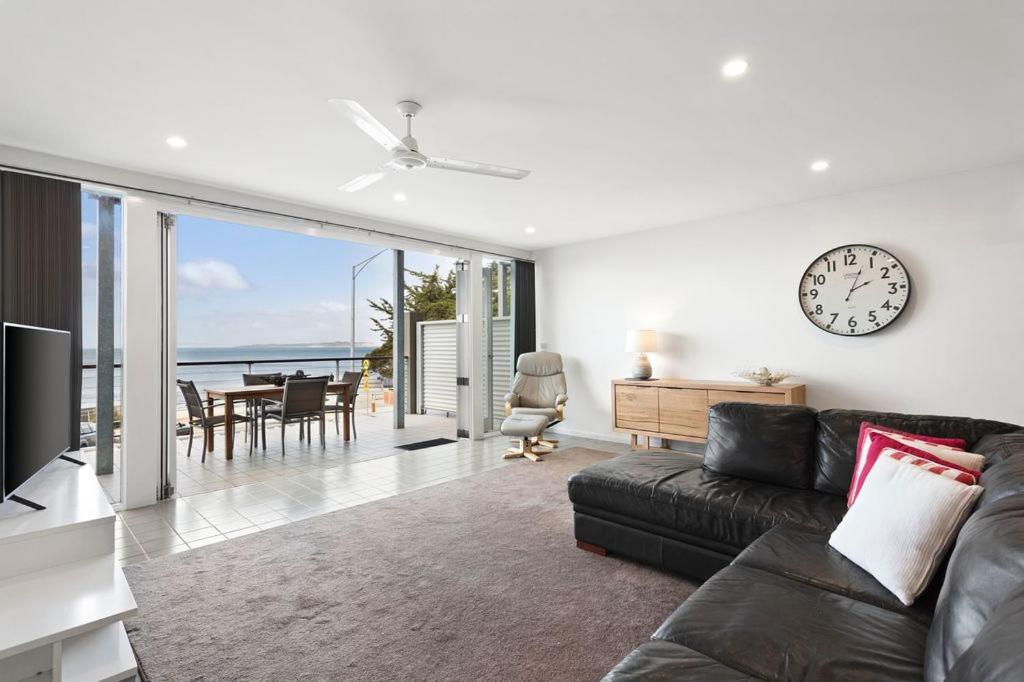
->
[924,482,1024,680]
[944,581,1024,681]
[811,409,1020,496]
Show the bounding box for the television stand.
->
[59,453,85,466]
[7,494,45,511]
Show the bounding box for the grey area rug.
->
[124,447,696,681]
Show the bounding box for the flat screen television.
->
[2,323,72,506]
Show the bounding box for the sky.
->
[80,203,455,349]
[173,215,456,348]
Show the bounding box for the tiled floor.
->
[113,412,623,566]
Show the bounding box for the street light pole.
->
[351,248,389,370]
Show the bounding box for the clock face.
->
[799,244,911,336]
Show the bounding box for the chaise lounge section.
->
[567,403,1024,680]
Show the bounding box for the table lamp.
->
[625,329,658,380]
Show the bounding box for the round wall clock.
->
[798,244,911,336]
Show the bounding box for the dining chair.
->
[260,376,329,455]
[325,370,363,438]
[177,379,255,463]
[241,372,282,446]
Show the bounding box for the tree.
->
[366,266,457,378]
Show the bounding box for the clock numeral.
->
[869,256,874,269]
[814,304,823,315]
[868,310,878,323]
[880,266,890,279]
[881,299,892,311]
[829,313,839,326]
[813,274,826,285]
[844,253,857,266]
[826,260,837,273]
[848,316,858,329]
[809,288,818,299]
[888,283,898,294]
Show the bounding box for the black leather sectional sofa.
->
[567,403,1024,680]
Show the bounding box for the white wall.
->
[536,162,1024,440]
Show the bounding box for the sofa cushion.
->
[733,525,936,623]
[602,640,755,681]
[652,564,929,681]
[945,582,1024,682]
[924,492,1024,681]
[568,450,704,509]
[703,403,818,489]
[973,429,1024,465]
[812,409,1019,497]
[568,452,846,552]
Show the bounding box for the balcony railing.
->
[80,355,393,417]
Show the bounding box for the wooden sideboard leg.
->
[576,540,608,556]
[629,433,638,449]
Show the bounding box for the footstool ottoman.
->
[501,413,556,462]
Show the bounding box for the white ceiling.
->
[0,1,1021,248]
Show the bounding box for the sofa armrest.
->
[504,392,519,417]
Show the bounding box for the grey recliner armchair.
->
[502,351,568,459]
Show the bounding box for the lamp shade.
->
[625,329,658,353]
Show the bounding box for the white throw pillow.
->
[829,454,982,605]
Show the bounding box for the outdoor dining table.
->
[204,381,354,460]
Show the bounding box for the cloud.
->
[304,300,349,314]
[178,259,250,292]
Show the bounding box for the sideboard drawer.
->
[615,385,659,431]
[658,388,708,437]
[708,390,786,407]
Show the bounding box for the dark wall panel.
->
[513,259,536,363]
[0,171,82,451]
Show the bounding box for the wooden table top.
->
[205,381,353,398]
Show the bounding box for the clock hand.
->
[849,280,874,293]
[844,269,863,302]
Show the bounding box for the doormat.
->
[397,438,458,451]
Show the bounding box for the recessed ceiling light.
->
[721,58,748,79]
[392,192,407,203]
[810,159,830,172]
[524,225,536,234]
[165,135,188,148]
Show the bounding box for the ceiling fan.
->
[329,99,531,192]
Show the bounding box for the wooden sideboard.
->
[612,379,806,449]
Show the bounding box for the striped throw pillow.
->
[885,449,977,486]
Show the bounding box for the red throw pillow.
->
[847,432,981,507]
[849,422,967,507]
[859,422,966,451]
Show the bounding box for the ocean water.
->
[81,344,382,410]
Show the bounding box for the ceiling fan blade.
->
[426,157,530,180]
[338,169,388,193]
[328,99,406,152]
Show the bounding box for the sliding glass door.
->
[482,259,514,433]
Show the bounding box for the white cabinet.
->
[0,458,138,681]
